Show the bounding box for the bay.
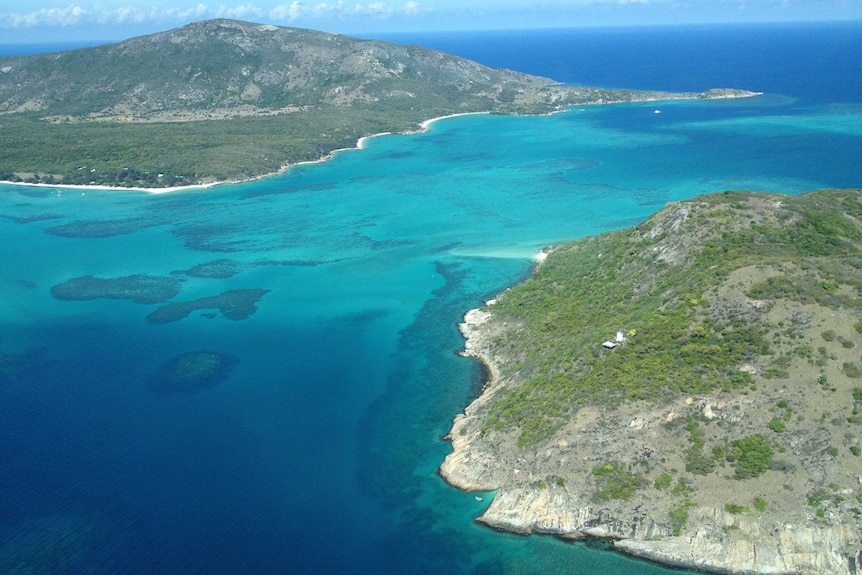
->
[0,22,860,574]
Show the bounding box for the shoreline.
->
[0,112,492,196]
[440,212,860,574]
[0,89,760,195]
[443,273,859,575]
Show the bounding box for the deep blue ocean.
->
[1,22,860,574]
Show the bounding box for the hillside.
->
[441,189,862,574]
[0,19,757,187]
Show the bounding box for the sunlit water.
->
[1,23,860,574]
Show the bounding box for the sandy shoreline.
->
[0,112,491,196]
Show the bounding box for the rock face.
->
[440,190,862,574]
[443,308,862,574]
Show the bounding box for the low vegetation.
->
[483,189,862,446]
[455,188,862,541]
[0,18,738,187]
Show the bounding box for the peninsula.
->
[441,188,862,574]
[0,19,758,188]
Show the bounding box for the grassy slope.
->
[484,189,862,444]
[458,188,862,542]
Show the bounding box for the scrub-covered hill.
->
[0,19,757,187]
[442,188,862,574]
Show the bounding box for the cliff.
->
[441,189,862,574]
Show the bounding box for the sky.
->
[0,0,860,44]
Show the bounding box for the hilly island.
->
[0,19,755,188]
[441,188,862,574]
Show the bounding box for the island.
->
[441,188,862,574]
[0,19,758,189]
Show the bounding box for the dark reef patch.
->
[519,158,599,176]
[241,181,337,199]
[15,188,51,199]
[45,218,152,238]
[148,350,237,393]
[0,514,100,574]
[51,275,184,304]
[174,258,331,279]
[170,222,249,253]
[1,213,65,224]
[0,346,47,383]
[272,260,313,267]
[176,259,247,279]
[146,288,270,324]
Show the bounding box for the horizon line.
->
[1,17,860,47]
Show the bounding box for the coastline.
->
[0,90,759,195]
[440,223,861,574]
[0,112,492,196]
[443,285,861,575]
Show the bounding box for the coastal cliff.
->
[441,189,862,574]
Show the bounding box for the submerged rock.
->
[51,274,184,304]
[149,350,236,393]
[146,288,270,324]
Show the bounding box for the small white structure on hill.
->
[602,329,629,350]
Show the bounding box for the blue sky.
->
[1,0,860,43]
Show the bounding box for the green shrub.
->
[654,472,672,490]
[753,497,768,512]
[592,462,645,502]
[731,435,774,479]
[769,419,786,433]
[845,363,862,379]
[685,420,716,475]
[669,503,691,536]
[725,503,749,514]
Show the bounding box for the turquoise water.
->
[2,24,862,575]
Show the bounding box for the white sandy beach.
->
[0,112,491,195]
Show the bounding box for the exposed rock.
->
[441,190,862,574]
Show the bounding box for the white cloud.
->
[0,1,427,29]
[2,5,88,27]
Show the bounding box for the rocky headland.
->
[442,189,862,574]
